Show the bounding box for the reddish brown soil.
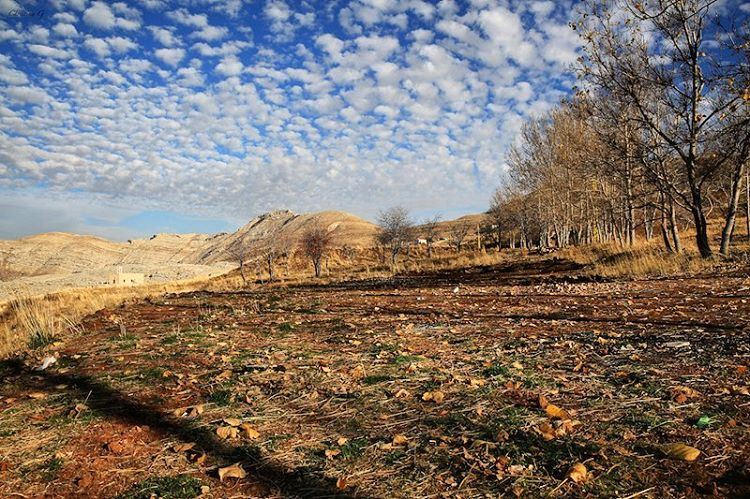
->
[1,259,749,498]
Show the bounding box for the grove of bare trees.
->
[490,0,749,258]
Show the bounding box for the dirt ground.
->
[1,258,749,498]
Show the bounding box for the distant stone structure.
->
[109,267,144,286]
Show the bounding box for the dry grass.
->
[0,276,223,358]
[3,231,746,358]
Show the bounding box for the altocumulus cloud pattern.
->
[0,0,582,238]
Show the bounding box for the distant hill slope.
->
[0,210,490,279]
[0,210,380,277]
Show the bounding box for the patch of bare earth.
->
[1,259,749,498]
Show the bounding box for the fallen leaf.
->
[337,437,349,446]
[216,426,239,440]
[106,441,126,454]
[394,388,410,399]
[218,463,246,481]
[538,394,549,409]
[336,476,348,490]
[662,443,700,461]
[392,434,408,446]
[567,462,588,483]
[239,423,260,439]
[173,443,196,452]
[325,448,341,459]
[422,391,445,403]
[545,404,570,420]
[223,418,242,427]
[28,392,47,400]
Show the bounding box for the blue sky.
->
[0,0,619,239]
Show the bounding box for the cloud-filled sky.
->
[0,0,584,239]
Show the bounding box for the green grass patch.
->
[28,331,57,350]
[392,354,423,366]
[483,363,510,378]
[208,389,232,406]
[117,475,203,499]
[41,457,63,482]
[278,322,294,333]
[340,437,368,459]
[363,374,392,385]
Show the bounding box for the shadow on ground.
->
[0,358,362,499]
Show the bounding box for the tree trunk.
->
[267,254,274,281]
[746,166,750,241]
[720,162,746,257]
[669,197,682,254]
[239,261,247,285]
[691,203,712,259]
[659,193,673,253]
[313,258,321,278]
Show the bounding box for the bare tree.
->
[421,215,441,258]
[227,240,251,286]
[376,207,414,266]
[301,226,333,278]
[448,222,471,252]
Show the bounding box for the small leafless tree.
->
[448,222,471,252]
[421,215,441,258]
[301,226,332,278]
[227,241,251,286]
[376,207,414,266]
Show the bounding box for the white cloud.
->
[84,37,110,57]
[107,36,137,53]
[149,26,180,46]
[83,1,116,29]
[216,55,243,76]
[52,22,79,37]
[154,47,185,66]
[4,86,50,105]
[27,44,69,59]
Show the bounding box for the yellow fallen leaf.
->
[392,434,408,446]
[218,463,246,481]
[662,443,701,461]
[422,391,445,403]
[337,437,349,446]
[28,392,47,400]
[325,448,341,459]
[538,394,549,409]
[545,404,570,420]
[239,423,260,439]
[567,462,588,483]
[216,426,238,440]
[394,388,410,399]
[223,418,242,427]
[172,442,196,452]
[537,422,556,441]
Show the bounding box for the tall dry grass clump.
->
[559,241,721,278]
[0,276,223,358]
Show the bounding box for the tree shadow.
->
[1,358,364,499]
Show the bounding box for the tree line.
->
[489,0,750,258]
